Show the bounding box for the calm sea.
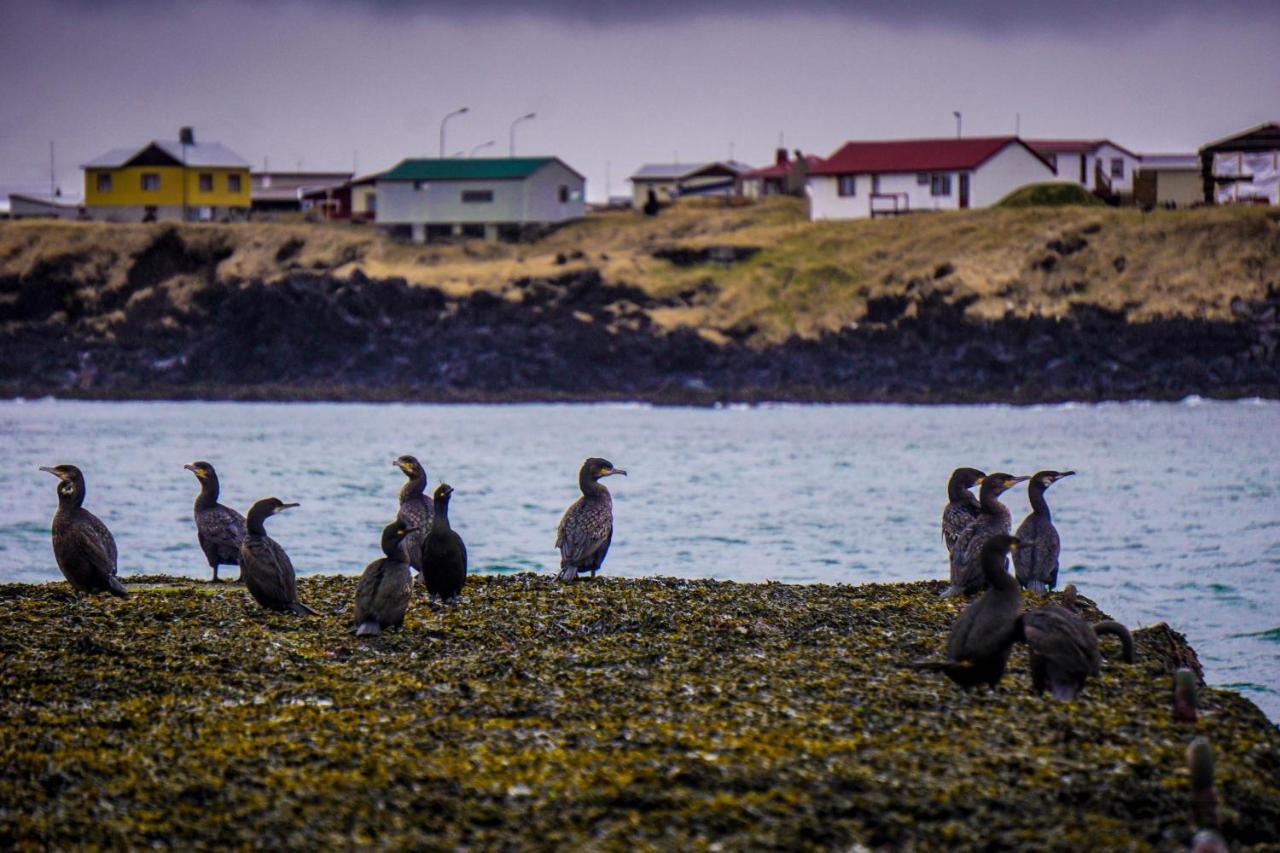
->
[2,399,1277,721]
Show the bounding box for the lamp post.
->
[439,107,469,158]
[509,112,536,157]
[470,140,495,157]
[953,111,962,139]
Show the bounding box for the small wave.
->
[1232,627,1280,642]
[1181,394,1204,407]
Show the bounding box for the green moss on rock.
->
[0,575,1276,849]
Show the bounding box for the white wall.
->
[377,161,584,226]
[1093,143,1139,194]
[970,143,1058,206]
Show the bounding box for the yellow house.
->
[82,137,251,222]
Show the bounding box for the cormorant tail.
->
[1023,578,1047,595]
[355,621,381,636]
[290,601,318,616]
[107,576,128,598]
[1093,620,1135,663]
[557,564,579,583]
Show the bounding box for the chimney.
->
[774,148,789,166]
[179,127,195,146]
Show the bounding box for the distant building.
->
[376,157,585,242]
[628,162,750,209]
[1199,122,1280,206]
[251,171,352,215]
[6,192,84,220]
[741,150,824,199]
[808,136,1056,220]
[349,173,382,222]
[1026,139,1140,199]
[81,131,251,222]
[1133,154,1202,209]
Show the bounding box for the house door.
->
[958,174,970,209]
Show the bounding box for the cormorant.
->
[420,484,467,602]
[1017,603,1134,700]
[393,455,432,581]
[943,472,1029,597]
[942,467,985,556]
[1013,470,1075,593]
[239,498,316,615]
[354,520,413,635]
[184,461,247,582]
[40,465,127,598]
[911,535,1023,689]
[556,457,625,582]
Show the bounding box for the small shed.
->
[628,162,749,209]
[1133,155,1201,208]
[1199,122,1280,206]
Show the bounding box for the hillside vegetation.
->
[2,199,1277,345]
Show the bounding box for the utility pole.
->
[954,111,962,139]
[509,112,536,157]
[49,141,55,198]
[1015,113,1021,136]
[440,107,469,158]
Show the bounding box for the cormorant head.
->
[184,460,216,480]
[249,497,299,516]
[380,520,409,554]
[980,472,1028,497]
[1030,470,1074,489]
[39,464,84,483]
[394,455,425,478]
[949,467,985,489]
[433,482,454,504]
[582,457,627,481]
[979,534,1021,567]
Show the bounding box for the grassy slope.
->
[0,576,1277,849]
[2,201,1278,345]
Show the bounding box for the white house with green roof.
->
[376,157,585,241]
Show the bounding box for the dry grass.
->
[3,200,1277,343]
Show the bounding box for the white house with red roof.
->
[1026,139,1140,197]
[807,136,1056,220]
[741,149,825,199]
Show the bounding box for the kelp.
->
[1,575,1277,850]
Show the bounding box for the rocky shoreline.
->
[2,264,1278,404]
[1,575,1277,848]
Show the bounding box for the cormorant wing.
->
[1022,607,1096,676]
[76,509,119,576]
[557,497,610,566]
[198,504,247,551]
[354,559,386,623]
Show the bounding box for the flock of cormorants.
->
[40,457,1132,700]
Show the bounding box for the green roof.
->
[382,157,557,182]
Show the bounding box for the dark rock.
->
[652,246,760,267]
[1047,235,1088,256]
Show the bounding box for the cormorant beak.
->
[38,466,68,480]
[1008,542,1020,552]
[275,502,300,513]
[602,467,627,477]
[1057,471,1076,480]
[1009,476,1030,486]
[184,463,204,477]
[973,476,985,485]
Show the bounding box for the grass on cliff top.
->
[1,575,1277,850]
[996,182,1106,208]
[2,199,1279,343]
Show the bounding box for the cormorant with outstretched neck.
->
[40,464,127,598]
[1014,470,1074,594]
[355,520,413,635]
[942,467,985,556]
[239,498,316,615]
[184,461,247,582]
[421,484,467,601]
[944,472,1029,597]
[1018,601,1134,699]
[393,455,432,580]
[556,457,626,582]
[912,535,1024,689]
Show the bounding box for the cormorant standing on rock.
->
[942,467,985,556]
[421,484,467,602]
[40,465,127,598]
[355,521,413,635]
[184,461,247,582]
[1018,603,1134,700]
[239,498,316,615]
[1014,470,1074,594]
[556,457,625,582]
[393,455,432,580]
[944,473,1029,597]
[911,535,1023,689]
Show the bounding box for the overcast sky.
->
[1,0,1277,201]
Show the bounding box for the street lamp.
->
[470,140,495,157]
[509,112,536,157]
[953,111,962,139]
[439,107,469,158]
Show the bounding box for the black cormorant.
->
[239,498,316,615]
[942,467,985,556]
[40,465,127,598]
[556,457,625,582]
[911,535,1023,689]
[1013,470,1074,593]
[393,455,432,580]
[354,520,413,635]
[421,484,467,602]
[184,461,248,582]
[944,472,1029,597]
[1017,603,1134,700]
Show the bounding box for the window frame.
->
[140,172,160,192]
[929,173,952,196]
[226,174,242,193]
[198,173,213,193]
[96,173,112,194]
[461,189,495,204]
[1110,158,1124,179]
[837,174,857,197]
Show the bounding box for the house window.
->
[198,173,213,193]
[1110,158,1124,179]
[227,174,242,193]
[872,175,882,194]
[558,185,569,203]
[837,175,857,196]
[141,173,160,191]
[462,189,494,203]
[414,180,427,191]
[96,173,112,193]
[916,172,929,185]
[930,174,952,196]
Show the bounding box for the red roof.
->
[743,155,825,179]
[1027,138,1138,158]
[812,136,1041,175]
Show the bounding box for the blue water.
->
[1,398,1277,721]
